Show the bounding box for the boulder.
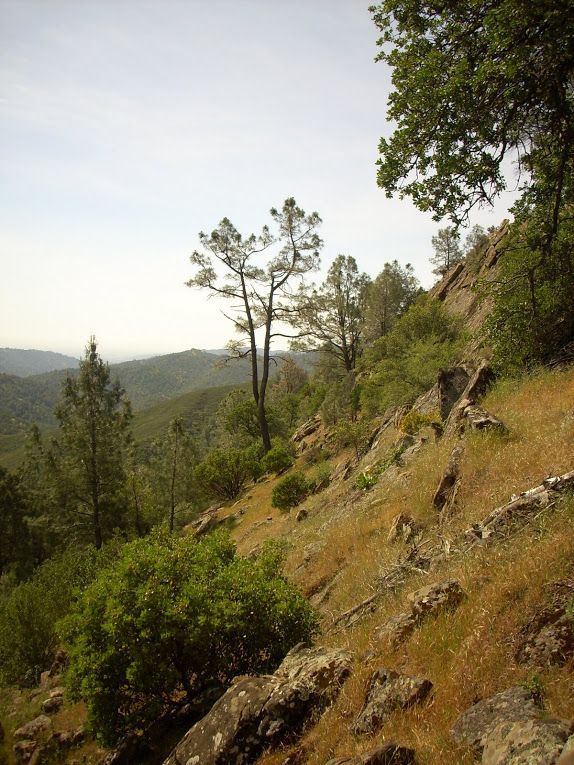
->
[41,695,63,714]
[482,717,572,765]
[13,741,37,764]
[353,668,432,734]
[14,715,52,741]
[464,405,508,434]
[378,580,466,646]
[451,686,541,756]
[432,444,464,512]
[325,743,416,764]
[387,513,421,545]
[409,580,466,618]
[559,736,574,763]
[163,645,353,765]
[515,583,574,667]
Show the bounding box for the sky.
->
[0,1,518,362]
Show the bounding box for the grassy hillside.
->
[131,383,242,447]
[198,366,574,765]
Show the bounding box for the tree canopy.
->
[187,198,322,452]
[292,255,370,372]
[48,338,133,549]
[63,530,319,745]
[371,0,574,230]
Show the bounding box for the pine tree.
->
[50,337,133,548]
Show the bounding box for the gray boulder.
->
[378,580,466,646]
[14,715,52,741]
[353,668,432,734]
[163,645,353,765]
[482,717,571,764]
[451,686,542,756]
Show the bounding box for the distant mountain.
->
[0,347,317,468]
[0,348,78,377]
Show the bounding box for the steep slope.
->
[209,366,574,765]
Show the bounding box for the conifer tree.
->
[50,338,132,548]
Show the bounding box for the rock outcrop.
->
[432,443,464,513]
[163,645,353,765]
[353,668,432,734]
[377,580,466,646]
[452,685,573,764]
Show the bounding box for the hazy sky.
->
[0,1,517,361]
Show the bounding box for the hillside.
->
[1,236,573,765]
[0,349,315,466]
[0,349,78,377]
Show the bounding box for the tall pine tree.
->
[50,338,132,548]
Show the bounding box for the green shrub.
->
[61,530,318,746]
[308,461,332,493]
[360,296,464,415]
[271,472,310,510]
[354,470,378,491]
[353,445,405,491]
[399,409,441,435]
[260,439,295,475]
[194,446,262,501]
[0,544,119,685]
[333,418,372,460]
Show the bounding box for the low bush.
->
[399,409,441,435]
[308,462,332,493]
[194,445,262,501]
[271,472,310,510]
[61,530,319,746]
[261,439,295,475]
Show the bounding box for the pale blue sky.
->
[0,1,517,361]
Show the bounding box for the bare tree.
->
[187,198,322,452]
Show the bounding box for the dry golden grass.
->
[254,367,574,765]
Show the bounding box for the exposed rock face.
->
[14,715,52,741]
[444,361,497,435]
[429,220,509,336]
[515,583,574,667]
[353,668,432,735]
[192,508,221,539]
[377,580,466,646]
[437,366,472,420]
[387,513,421,545]
[466,471,574,543]
[451,686,542,756]
[482,717,572,765]
[325,743,416,764]
[163,645,353,765]
[432,444,464,513]
[409,366,472,422]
